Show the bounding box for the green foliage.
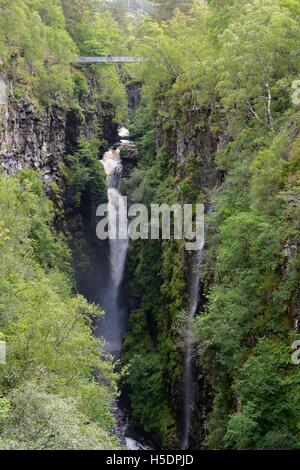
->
[124,239,184,448]
[123,0,300,450]
[0,171,118,450]
[60,0,128,121]
[0,398,10,421]
[2,0,300,452]
[223,339,300,450]
[0,0,128,118]
[62,139,107,209]
[97,67,128,123]
[216,0,299,132]
[0,0,77,105]
[122,106,187,447]
[72,72,89,99]
[151,0,193,20]
[125,353,178,447]
[0,381,119,450]
[195,117,300,449]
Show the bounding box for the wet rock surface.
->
[127,82,142,116]
[120,141,138,178]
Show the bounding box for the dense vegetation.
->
[0,0,123,451]
[0,170,118,449]
[0,0,127,119]
[1,0,300,452]
[120,0,300,449]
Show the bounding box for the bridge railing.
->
[75,56,145,64]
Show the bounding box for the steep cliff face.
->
[155,104,225,449]
[121,93,227,448]
[127,82,142,116]
[155,104,225,192]
[0,97,65,183]
[0,78,117,182]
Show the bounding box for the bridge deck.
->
[75,56,145,64]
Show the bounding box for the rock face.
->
[0,99,65,183]
[0,78,118,182]
[155,106,226,191]
[120,142,138,178]
[127,82,142,116]
[153,102,228,449]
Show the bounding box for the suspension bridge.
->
[75,56,145,64]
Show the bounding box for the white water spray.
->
[181,202,211,449]
[95,130,130,357]
[101,144,129,291]
[107,188,129,287]
[181,247,204,450]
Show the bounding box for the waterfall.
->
[108,187,129,287]
[181,201,212,449]
[180,246,204,450]
[94,137,129,358]
[125,438,152,451]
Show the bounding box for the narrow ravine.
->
[1,0,299,453]
[94,122,208,450]
[93,126,152,450]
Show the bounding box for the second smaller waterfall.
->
[181,248,204,450]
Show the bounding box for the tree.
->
[217,0,300,132]
[0,382,119,450]
[104,0,127,25]
[125,0,300,450]
[0,171,119,450]
[151,0,193,20]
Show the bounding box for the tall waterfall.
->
[102,147,129,289]
[181,201,211,449]
[107,187,129,287]
[94,140,129,358]
[181,247,204,450]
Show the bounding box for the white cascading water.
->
[97,129,151,450]
[181,247,204,450]
[107,187,129,287]
[125,438,152,451]
[95,139,129,358]
[102,147,129,289]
